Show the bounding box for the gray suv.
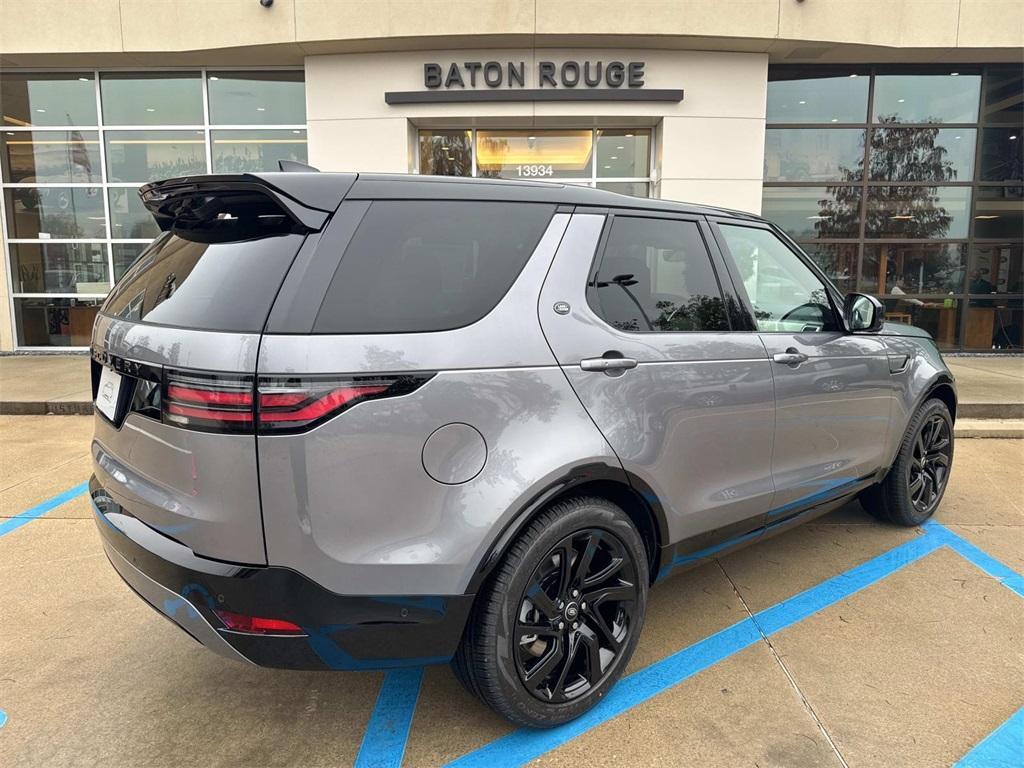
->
[90,172,956,727]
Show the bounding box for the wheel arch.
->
[464,463,668,594]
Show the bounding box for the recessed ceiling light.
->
[35,109,46,113]
[610,156,618,160]
[955,135,962,140]
[78,77,89,82]
[256,107,266,112]
[950,72,959,76]
[616,145,624,149]
[528,136,536,140]
[625,133,634,137]
[831,118,838,122]
[603,165,612,169]
[209,76,219,81]
[798,100,806,105]
[898,98,906,103]
[145,108,155,112]
[292,130,301,134]
[849,74,858,78]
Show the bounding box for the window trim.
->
[583,212,736,336]
[710,218,846,335]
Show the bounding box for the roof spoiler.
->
[139,173,353,236]
[278,160,320,172]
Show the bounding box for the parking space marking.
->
[953,706,1024,768]
[354,668,425,768]
[0,481,87,538]
[0,709,6,728]
[928,521,1024,597]
[443,525,1024,768]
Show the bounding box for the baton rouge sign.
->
[383,60,684,104]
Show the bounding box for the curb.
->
[959,403,1024,419]
[0,402,94,416]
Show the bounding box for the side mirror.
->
[843,293,884,333]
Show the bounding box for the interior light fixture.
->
[78,77,89,82]
[616,145,624,150]
[955,136,962,140]
[1011,135,1018,140]
[257,107,266,112]
[145,108,155,112]
[831,118,838,122]
[849,74,859,78]
[950,72,959,76]
[610,156,618,160]
[291,130,301,134]
[898,98,906,103]
[798,100,807,105]
[975,215,1000,219]
[603,165,612,169]
[209,76,220,81]
[35,109,46,113]
[528,136,536,140]
[625,133,634,137]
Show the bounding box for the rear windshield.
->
[313,200,555,334]
[102,231,305,332]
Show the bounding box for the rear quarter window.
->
[102,231,306,332]
[312,200,555,334]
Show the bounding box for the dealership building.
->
[0,0,1021,352]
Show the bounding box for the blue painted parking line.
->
[954,707,1024,768]
[0,481,88,538]
[354,667,425,768]
[927,522,1024,597]
[0,708,7,728]
[446,531,949,768]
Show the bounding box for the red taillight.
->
[160,370,433,434]
[256,376,429,433]
[214,609,304,635]
[163,370,254,434]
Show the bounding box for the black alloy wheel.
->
[909,413,952,515]
[514,528,638,703]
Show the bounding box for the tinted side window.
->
[587,217,729,333]
[102,232,306,332]
[313,201,554,334]
[717,224,838,332]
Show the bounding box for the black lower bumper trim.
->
[91,476,474,670]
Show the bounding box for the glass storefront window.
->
[1,73,97,127]
[14,297,104,347]
[881,297,961,349]
[100,73,204,125]
[864,186,971,239]
[476,130,592,179]
[108,187,160,239]
[1,131,101,183]
[418,130,472,176]
[767,70,869,124]
[211,129,307,172]
[761,186,863,239]
[801,244,859,293]
[112,243,148,283]
[104,130,206,182]
[979,128,1022,181]
[9,242,109,293]
[964,296,1023,350]
[873,73,981,124]
[861,243,968,295]
[596,181,650,196]
[764,129,864,182]
[207,71,306,125]
[869,127,976,182]
[969,243,1023,294]
[1,69,306,347]
[4,187,106,239]
[596,130,650,178]
[982,66,1024,124]
[974,186,1024,239]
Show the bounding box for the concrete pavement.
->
[0,415,1021,767]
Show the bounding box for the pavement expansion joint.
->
[716,558,852,768]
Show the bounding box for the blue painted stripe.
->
[355,667,425,768]
[927,522,1024,597]
[0,481,89,538]
[446,531,945,768]
[0,709,7,728]
[954,707,1024,768]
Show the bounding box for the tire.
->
[452,496,649,728]
[860,398,954,527]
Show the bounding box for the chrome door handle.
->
[580,357,638,372]
[772,350,808,366]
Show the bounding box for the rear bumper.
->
[91,476,474,670]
